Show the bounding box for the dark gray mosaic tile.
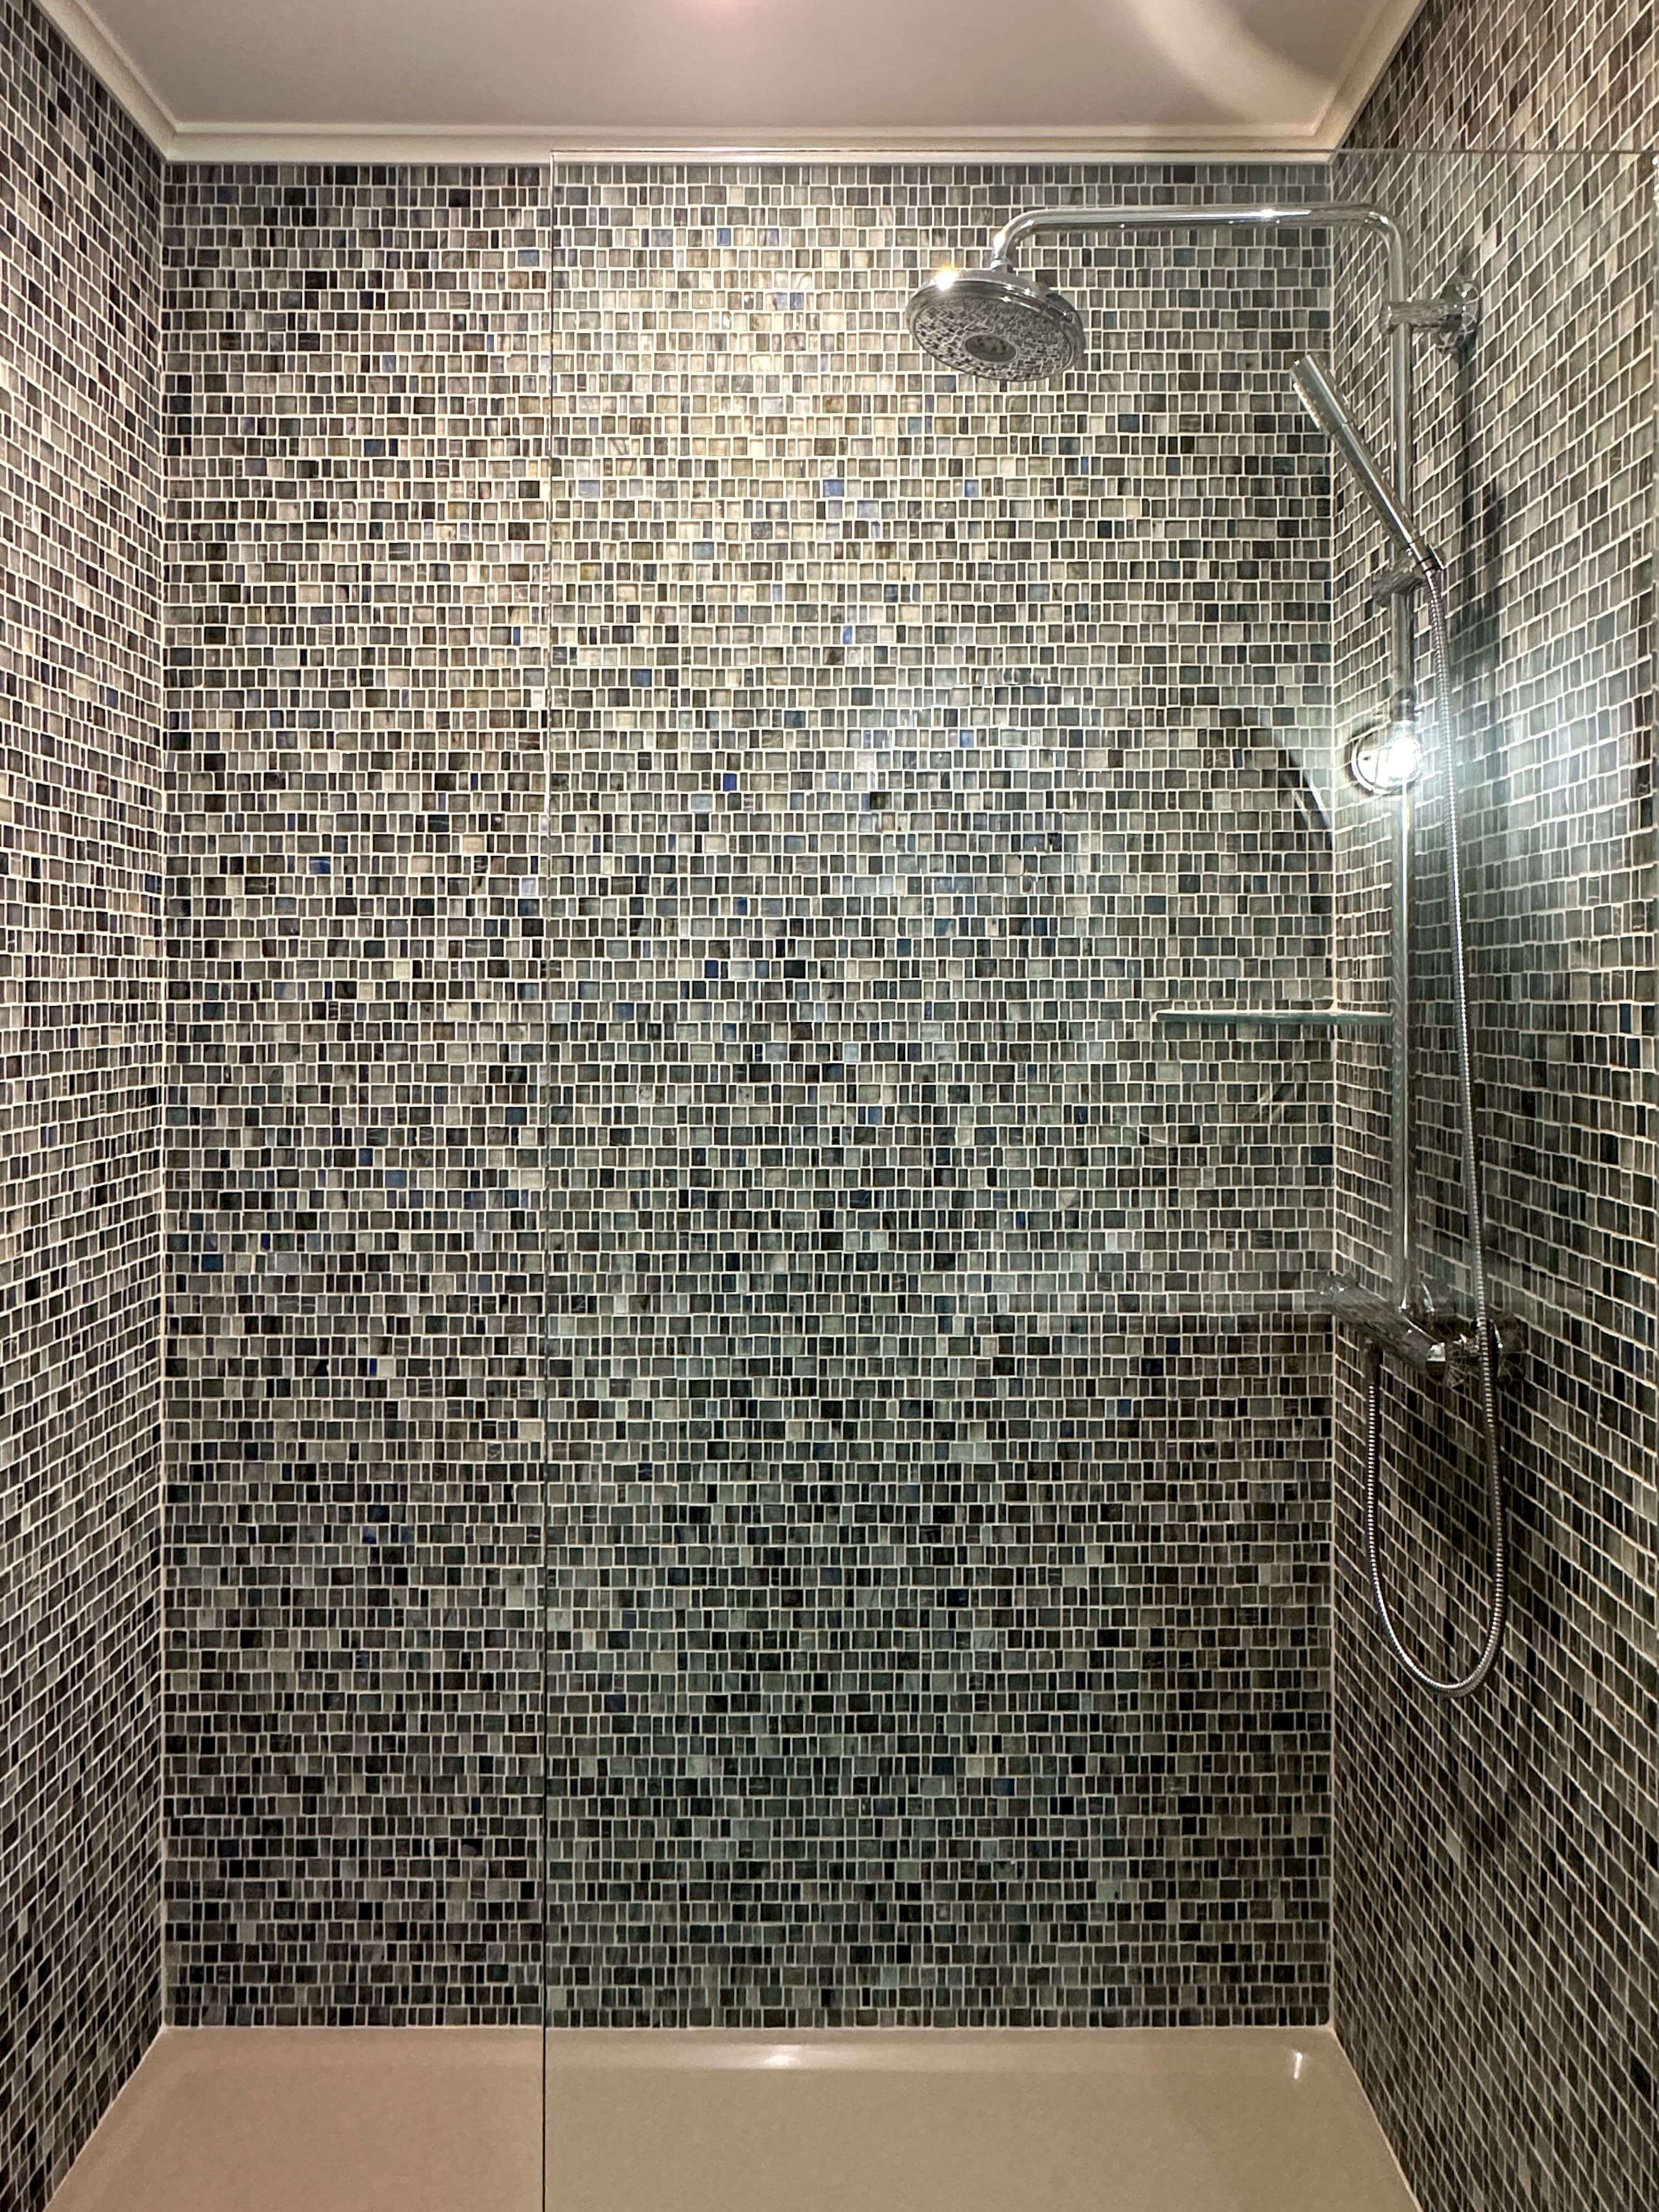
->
[115,51,1659,2187]
[540,162,1338,2025]
[1327,134,1659,2212]
[1356,0,1658,151]
[549,1308,1331,2025]
[161,165,547,2025]
[0,1,164,2204]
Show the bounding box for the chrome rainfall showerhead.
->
[905,266,1085,383]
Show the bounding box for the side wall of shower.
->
[541,163,1336,2025]
[1329,26,1659,2210]
[0,3,164,2204]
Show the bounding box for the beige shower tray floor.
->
[48,2024,1419,2212]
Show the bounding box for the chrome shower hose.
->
[1362,574,1508,1696]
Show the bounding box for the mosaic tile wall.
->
[541,163,1338,2024]
[162,165,546,2023]
[1360,0,1656,149]
[1327,53,1659,2212]
[2,0,1652,2177]
[146,46,1657,2098]
[0,2,163,2204]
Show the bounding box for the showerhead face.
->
[906,267,1085,383]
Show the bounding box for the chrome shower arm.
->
[983,204,1415,560]
[979,203,1410,500]
[986,201,1408,309]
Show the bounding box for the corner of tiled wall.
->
[1333,12,1659,2212]
[0,2,165,2204]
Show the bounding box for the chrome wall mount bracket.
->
[1368,560,1424,605]
[1327,1280,1520,1391]
[1388,275,1482,353]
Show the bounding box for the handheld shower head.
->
[905,266,1085,383]
[1291,354,1441,579]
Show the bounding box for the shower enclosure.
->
[35,142,1652,2212]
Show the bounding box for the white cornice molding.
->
[168,123,1335,166]
[170,126,590,166]
[540,121,1333,161]
[32,0,176,150]
[1314,0,1429,146]
[31,0,1429,166]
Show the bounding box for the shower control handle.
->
[1329,1283,1518,1393]
[1396,1317,1449,1379]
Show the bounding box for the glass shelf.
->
[1153,1006,1391,1031]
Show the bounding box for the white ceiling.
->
[40,0,1425,161]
